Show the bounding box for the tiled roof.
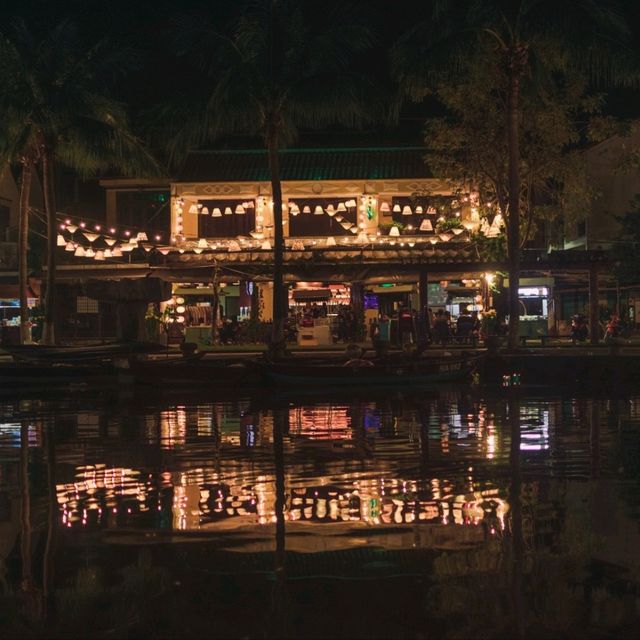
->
[176,147,431,182]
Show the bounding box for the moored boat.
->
[123,358,255,386]
[0,361,116,388]
[3,341,165,364]
[261,354,481,387]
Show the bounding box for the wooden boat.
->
[123,358,254,386]
[0,362,116,387]
[3,341,165,364]
[261,354,480,387]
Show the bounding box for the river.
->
[0,385,638,638]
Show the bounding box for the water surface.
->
[0,386,639,638]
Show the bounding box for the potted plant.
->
[481,309,501,351]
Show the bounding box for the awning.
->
[292,288,332,302]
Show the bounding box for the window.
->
[198,199,255,238]
[116,191,171,235]
[77,296,99,314]
[289,199,357,237]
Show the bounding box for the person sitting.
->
[433,310,451,346]
[456,311,474,343]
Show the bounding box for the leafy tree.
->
[393,0,632,348]
[159,0,373,352]
[423,41,617,261]
[0,20,159,344]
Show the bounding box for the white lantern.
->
[337,202,347,212]
[402,205,412,216]
[303,205,311,213]
[57,234,66,247]
[65,242,75,252]
[74,246,86,257]
[188,204,198,214]
[379,201,390,212]
[314,205,324,215]
[235,204,245,214]
[224,207,233,215]
[419,219,433,232]
[85,247,96,258]
[326,236,337,247]
[83,231,99,242]
[94,250,105,261]
[415,205,423,214]
[393,204,401,213]
[389,226,400,237]
[200,206,209,215]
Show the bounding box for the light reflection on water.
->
[0,389,639,638]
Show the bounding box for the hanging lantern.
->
[193,247,203,254]
[415,205,423,214]
[429,238,438,245]
[337,202,347,212]
[104,238,117,247]
[302,205,311,214]
[66,224,78,233]
[56,234,66,247]
[326,236,337,247]
[289,204,300,216]
[158,247,171,256]
[211,207,222,217]
[389,226,400,237]
[65,242,75,252]
[349,227,358,234]
[198,238,208,248]
[419,219,433,232]
[94,250,105,261]
[136,232,148,242]
[200,206,209,216]
[83,231,99,243]
[314,205,324,215]
[402,205,412,216]
[379,201,391,212]
[85,247,96,258]
[326,204,335,215]
[121,243,135,252]
[104,249,113,258]
[188,204,198,214]
[74,246,86,257]
[246,201,255,208]
[340,221,352,230]
[392,204,401,213]
[439,232,453,242]
[345,199,357,208]
[452,228,464,235]
[261,240,272,250]
[112,246,123,257]
[426,206,437,215]
[224,207,233,215]
[335,215,344,222]
[235,204,245,214]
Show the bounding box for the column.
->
[589,264,599,345]
[350,282,364,341]
[417,267,430,347]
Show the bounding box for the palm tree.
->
[161,0,373,352]
[0,20,159,344]
[393,0,631,349]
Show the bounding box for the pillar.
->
[350,282,364,341]
[589,264,599,345]
[417,268,430,347]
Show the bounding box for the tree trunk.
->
[18,162,33,344]
[211,267,220,345]
[506,48,526,351]
[42,148,57,345]
[267,134,286,351]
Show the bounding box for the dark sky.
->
[2,0,639,150]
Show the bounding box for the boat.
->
[0,361,116,388]
[261,354,481,387]
[2,341,166,364]
[122,357,256,386]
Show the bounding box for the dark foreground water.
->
[0,385,639,639]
